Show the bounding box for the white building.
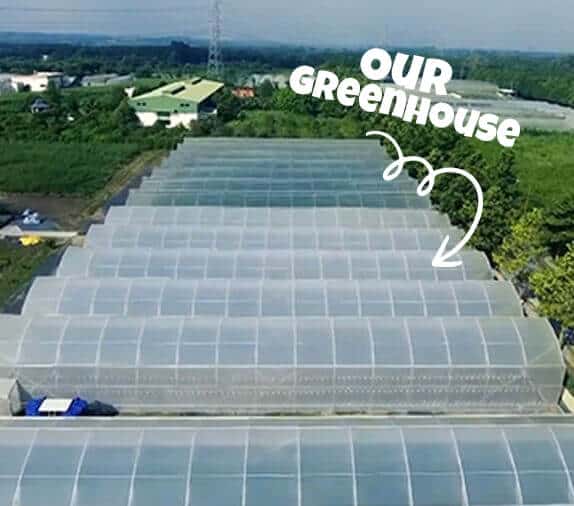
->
[129,78,224,129]
[10,72,64,92]
[248,73,290,89]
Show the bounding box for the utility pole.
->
[207,0,223,79]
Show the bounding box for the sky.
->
[1,0,573,53]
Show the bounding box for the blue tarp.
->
[65,397,89,416]
[25,397,88,417]
[25,397,46,417]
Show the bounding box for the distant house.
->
[30,98,50,114]
[249,73,289,89]
[232,86,256,99]
[11,72,64,92]
[81,74,134,88]
[129,78,224,129]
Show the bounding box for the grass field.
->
[0,241,58,309]
[472,131,574,208]
[0,142,141,196]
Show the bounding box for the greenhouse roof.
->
[0,315,560,369]
[125,190,432,208]
[56,248,492,281]
[136,177,419,193]
[131,79,223,104]
[85,225,463,252]
[0,418,573,506]
[22,279,521,318]
[103,207,451,228]
[150,167,402,178]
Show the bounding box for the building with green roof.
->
[129,78,224,128]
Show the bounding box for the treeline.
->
[0,41,358,78]
[2,42,574,106]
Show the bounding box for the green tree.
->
[113,100,138,132]
[487,150,518,191]
[44,80,62,112]
[531,243,574,340]
[215,90,242,123]
[494,209,547,290]
[272,88,316,115]
[468,185,517,256]
[258,80,276,100]
[542,195,574,256]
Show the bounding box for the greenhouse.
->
[0,138,566,415]
[159,158,390,169]
[148,167,407,179]
[22,279,521,318]
[0,315,563,412]
[103,207,452,228]
[137,177,419,193]
[125,190,432,208]
[57,248,492,281]
[85,225,462,251]
[0,417,573,506]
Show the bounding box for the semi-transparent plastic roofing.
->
[1,419,574,506]
[57,248,492,281]
[179,137,383,146]
[168,140,385,157]
[0,315,563,412]
[86,226,460,251]
[0,316,560,369]
[169,145,385,157]
[149,168,403,179]
[137,177,418,193]
[160,159,389,170]
[161,141,389,170]
[126,190,432,208]
[104,207,452,228]
[177,137,380,148]
[170,139,385,154]
[22,279,521,318]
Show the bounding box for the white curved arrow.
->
[366,130,484,269]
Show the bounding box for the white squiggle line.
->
[366,130,484,269]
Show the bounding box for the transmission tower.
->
[207,0,223,78]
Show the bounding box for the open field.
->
[0,142,141,196]
[0,147,165,227]
[472,131,574,209]
[0,240,59,309]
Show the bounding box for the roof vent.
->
[168,85,186,95]
[190,77,202,85]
